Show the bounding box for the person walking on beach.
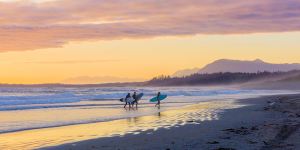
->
[155,92,161,107]
[132,91,138,108]
[124,93,131,108]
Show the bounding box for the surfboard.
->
[120,97,135,103]
[125,97,135,103]
[135,93,144,101]
[149,94,167,102]
[120,93,144,103]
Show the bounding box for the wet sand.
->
[0,99,240,150]
[42,94,300,150]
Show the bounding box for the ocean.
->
[0,86,296,134]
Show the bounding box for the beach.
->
[1,0,300,149]
[41,94,300,150]
[0,91,299,150]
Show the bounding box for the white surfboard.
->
[120,97,135,103]
[125,97,135,103]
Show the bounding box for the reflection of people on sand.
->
[127,117,140,124]
[157,112,161,117]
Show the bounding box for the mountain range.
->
[173,59,300,77]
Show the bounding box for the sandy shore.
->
[42,94,300,150]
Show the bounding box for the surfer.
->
[155,92,161,107]
[124,93,131,108]
[132,91,138,108]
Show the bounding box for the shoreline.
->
[42,94,300,150]
[0,101,198,134]
[0,97,242,150]
[0,94,299,150]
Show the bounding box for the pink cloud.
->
[0,0,300,51]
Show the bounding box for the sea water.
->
[0,86,295,134]
[0,86,298,149]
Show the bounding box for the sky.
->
[0,0,300,84]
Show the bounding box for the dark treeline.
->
[146,70,300,86]
[1,70,299,87]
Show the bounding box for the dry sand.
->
[43,94,300,150]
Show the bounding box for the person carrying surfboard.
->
[132,91,138,108]
[124,93,131,108]
[150,92,167,107]
[155,92,161,107]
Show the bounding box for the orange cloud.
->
[0,0,300,51]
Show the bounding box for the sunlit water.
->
[0,86,298,149]
[0,100,242,150]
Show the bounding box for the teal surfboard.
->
[150,95,167,102]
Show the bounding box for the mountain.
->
[199,59,300,73]
[172,68,200,77]
[172,59,300,77]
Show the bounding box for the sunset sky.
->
[0,0,300,84]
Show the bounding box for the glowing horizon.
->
[0,0,300,84]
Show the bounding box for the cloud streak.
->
[0,0,300,51]
[62,76,146,84]
[23,59,121,64]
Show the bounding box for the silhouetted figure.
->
[124,93,131,108]
[132,91,138,108]
[155,92,161,108]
